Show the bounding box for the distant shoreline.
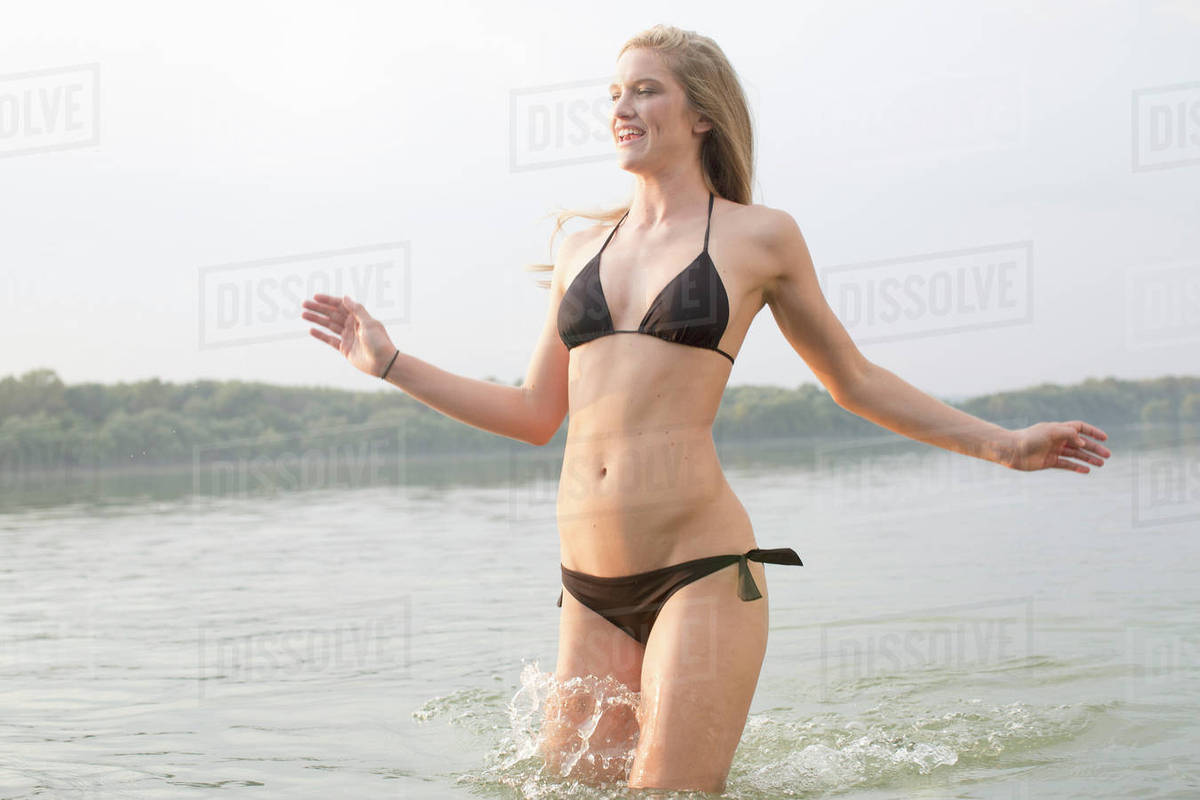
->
[3,369,1197,482]
[0,420,1189,486]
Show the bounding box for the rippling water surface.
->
[1,427,1196,798]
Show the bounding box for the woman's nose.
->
[612,92,635,118]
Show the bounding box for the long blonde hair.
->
[525,24,755,288]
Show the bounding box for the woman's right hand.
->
[301,293,398,378]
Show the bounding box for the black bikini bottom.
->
[556,547,804,646]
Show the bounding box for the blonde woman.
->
[301,24,1111,794]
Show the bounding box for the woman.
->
[301,24,1111,795]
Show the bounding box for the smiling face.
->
[609,48,712,173]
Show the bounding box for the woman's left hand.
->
[1007,421,1112,473]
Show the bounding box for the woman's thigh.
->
[628,559,770,794]
[538,588,646,784]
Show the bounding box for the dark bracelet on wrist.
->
[380,348,400,380]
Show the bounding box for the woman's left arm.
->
[833,360,1110,472]
[760,208,1112,473]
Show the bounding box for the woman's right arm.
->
[302,231,580,447]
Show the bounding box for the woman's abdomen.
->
[556,424,754,574]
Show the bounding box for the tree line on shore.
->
[1,368,1196,473]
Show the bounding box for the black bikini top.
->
[556,191,734,364]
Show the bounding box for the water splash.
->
[729,697,1094,797]
[464,661,644,797]
[453,664,1097,799]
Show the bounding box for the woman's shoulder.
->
[548,219,614,285]
[718,199,799,248]
[564,213,630,261]
[558,219,612,259]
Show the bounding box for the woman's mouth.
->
[617,127,645,145]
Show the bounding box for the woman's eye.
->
[609,89,653,101]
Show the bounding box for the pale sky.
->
[2,0,1197,400]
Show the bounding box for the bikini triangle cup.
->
[556,191,735,363]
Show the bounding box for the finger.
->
[300,309,333,327]
[302,298,342,317]
[308,328,341,349]
[314,300,350,326]
[1063,426,1093,450]
[1069,431,1112,460]
[343,295,374,321]
[1062,447,1102,466]
[301,310,345,335]
[1054,456,1090,474]
[1070,421,1111,446]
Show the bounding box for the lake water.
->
[1,424,1197,799]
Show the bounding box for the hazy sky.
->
[2,0,1197,399]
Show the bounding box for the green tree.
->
[1140,398,1173,423]
[1180,393,1200,422]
